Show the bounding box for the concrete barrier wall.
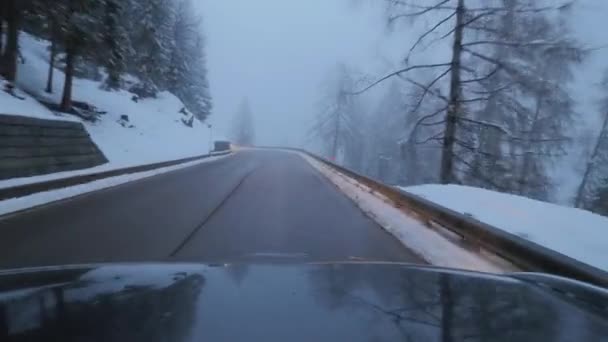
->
[0,114,107,180]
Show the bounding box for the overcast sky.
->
[197,0,608,142]
[197,0,402,145]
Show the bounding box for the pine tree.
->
[58,0,102,111]
[99,0,129,90]
[126,0,174,98]
[165,0,212,121]
[1,0,20,82]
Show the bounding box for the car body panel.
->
[0,263,607,341]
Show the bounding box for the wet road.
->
[0,149,423,268]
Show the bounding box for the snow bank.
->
[0,79,77,121]
[0,155,227,216]
[5,32,214,173]
[404,184,608,272]
[301,154,511,273]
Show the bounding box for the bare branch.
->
[388,0,451,22]
[409,67,452,115]
[464,4,572,13]
[399,75,450,103]
[461,66,500,83]
[404,11,457,63]
[403,105,449,143]
[467,82,513,95]
[353,63,451,95]
[432,10,495,42]
[457,97,491,103]
[414,131,444,145]
[462,40,563,48]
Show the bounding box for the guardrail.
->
[0,151,231,202]
[290,148,608,289]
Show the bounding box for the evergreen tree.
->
[58,0,102,111]
[126,0,174,98]
[99,0,129,90]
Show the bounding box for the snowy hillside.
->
[1,32,214,176]
[404,184,608,272]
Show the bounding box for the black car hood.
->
[0,262,606,341]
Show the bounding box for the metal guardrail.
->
[0,150,231,202]
[292,148,608,289]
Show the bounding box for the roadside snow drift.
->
[302,154,512,273]
[0,32,214,188]
[405,184,608,272]
[0,155,227,216]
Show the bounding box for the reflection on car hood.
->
[0,262,607,341]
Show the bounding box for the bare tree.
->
[359,0,582,198]
[311,63,365,166]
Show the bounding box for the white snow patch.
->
[301,154,509,273]
[0,79,77,121]
[404,184,608,272]
[0,154,227,216]
[2,32,217,182]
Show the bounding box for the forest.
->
[311,0,608,216]
[0,0,212,121]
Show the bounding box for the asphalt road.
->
[0,149,423,268]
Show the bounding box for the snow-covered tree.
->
[165,0,213,121]
[232,99,255,146]
[125,0,174,98]
[98,0,129,90]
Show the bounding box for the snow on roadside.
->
[0,154,228,216]
[404,184,608,272]
[6,32,215,172]
[301,154,511,273]
[0,79,78,121]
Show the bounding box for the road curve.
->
[0,149,423,268]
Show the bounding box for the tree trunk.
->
[2,0,19,82]
[440,0,465,184]
[46,22,57,93]
[518,96,543,194]
[60,45,76,112]
[575,112,608,207]
[0,2,4,55]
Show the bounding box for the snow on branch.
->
[458,117,512,136]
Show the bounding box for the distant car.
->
[213,140,231,152]
[0,262,606,341]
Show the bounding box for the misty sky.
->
[197,0,402,145]
[197,0,608,154]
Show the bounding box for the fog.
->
[197,0,400,145]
